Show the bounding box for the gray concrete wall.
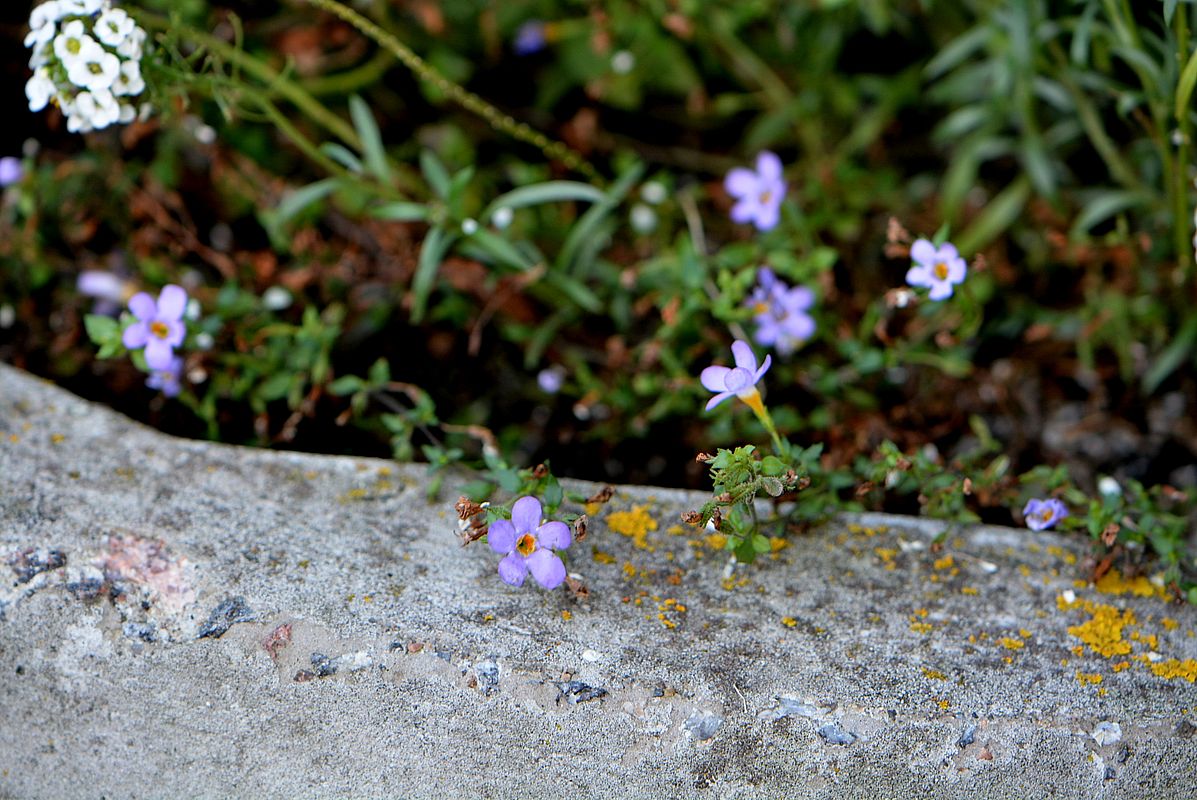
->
[1,363,1194,799]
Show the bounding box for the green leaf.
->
[275,178,340,224]
[368,357,390,386]
[420,150,451,200]
[1143,313,1197,395]
[1177,46,1197,122]
[328,376,364,395]
[482,181,605,219]
[955,175,1030,255]
[1164,0,1179,25]
[349,95,391,184]
[543,477,564,509]
[371,201,430,222]
[84,314,119,346]
[924,24,989,79]
[410,226,455,323]
[1070,190,1150,236]
[319,142,363,173]
[556,162,644,275]
[468,229,537,271]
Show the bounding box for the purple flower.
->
[78,269,133,315]
[1023,498,1068,531]
[0,157,23,187]
[906,238,966,301]
[514,21,547,55]
[700,340,771,412]
[724,151,786,232]
[146,355,183,397]
[121,284,187,370]
[488,496,571,589]
[537,366,565,394]
[747,268,815,356]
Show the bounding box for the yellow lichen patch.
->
[1017,565,1031,578]
[50,433,65,444]
[666,525,687,536]
[584,502,601,516]
[937,699,950,710]
[656,598,686,629]
[1076,671,1103,686]
[933,555,954,571]
[1161,617,1179,631]
[961,586,979,596]
[1057,592,1083,611]
[704,533,728,550]
[999,637,1025,651]
[769,537,788,552]
[1063,553,1077,565]
[1149,658,1197,682]
[1111,661,1131,673]
[1067,602,1136,657]
[1094,569,1165,599]
[779,617,798,629]
[912,607,929,618]
[922,668,947,681]
[910,622,933,635]
[592,548,616,564]
[622,562,637,578]
[1046,545,1064,558]
[1130,631,1159,649]
[561,610,572,621]
[606,505,658,551]
[1019,628,1032,638]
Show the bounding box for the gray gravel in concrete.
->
[1,362,1195,799]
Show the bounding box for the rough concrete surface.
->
[1,362,1195,799]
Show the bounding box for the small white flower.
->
[94,7,135,48]
[262,286,292,311]
[461,218,478,235]
[24,22,56,49]
[491,206,513,229]
[73,88,121,131]
[53,20,92,66]
[116,26,146,60]
[59,0,104,14]
[118,102,136,124]
[1097,476,1121,497]
[112,59,144,96]
[629,203,657,233]
[67,40,121,92]
[611,49,635,74]
[640,181,667,205]
[30,1,65,30]
[25,68,56,112]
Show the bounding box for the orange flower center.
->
[516,533,537,557]
[150,321,170,339]
[759,190,772,205]
[1040,509,1054,523]
[753,302,770,314]
[934,262,949,280]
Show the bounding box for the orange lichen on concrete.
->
[910,622,933,635]
[1067,603,1136,658]
[961,587,979,595]
[1161,617,1179,631]
[1148,658,1197,682]
[933,555,954,571]
[781,617,797,628]
[592,548,616,564]
[922,668,947,681]
[999,637,1025,651]
[1076,671,1104,686]
[606,505,659,551]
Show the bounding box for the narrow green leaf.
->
[328,376,365,396]
[370,201,430,222]
[1143,313,1197,395]
[468,229,537,271]
[955,175,1031,254]
[410,226,455,323]
[348,95,391,184]
[482,181,605,219]
[1177,47,1197,122]
[1070,190,1150,235]
[319,142,363,173]
[556,162,644,274]
[924,25,990,79]
[84,314,119,346]
[1164,0,1179,25]
[420,150,451,200]
[275,178,340,224]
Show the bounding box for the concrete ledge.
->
[1,363,1195,799]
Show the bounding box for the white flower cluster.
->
[25,0,149,133]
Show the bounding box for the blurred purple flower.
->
[488,496,571,589]
[1023,498,1068,531]
[537,366,565,394]
[724,151,786,231]
[747,267,815,356]
[700,340,771,412]
[78,269,132,315]
[514,21,547,55]
[906,238,966,300]
[122,284,187,370]
[146,355,183,397]
[0,157,23,187]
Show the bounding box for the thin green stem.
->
[301,0,603,185]
[252,93,348,178]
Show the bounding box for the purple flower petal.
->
[488,519,516,554]
[128,292,156,321]
[724,167,757,199]
[122,321,149,349]
[784,286,814,311]
[511,496,542,535]
[753,202,781,231]
[498,553,528,586]
[782,313,815,341]
[526,549,565,589]
[946,258,967,283]
[700,365,731,392]
[157,285,188,321]
[928,281,954,301]
[755,151,783,182]
[143,338,175,370]
[705,391,734,411]
[935,243,959,262]
[723,367,752,393]
[730,197,758,224]
[754,353,772,382]
[906,265,932,288]
[536,521,571,550]
[910,238,936,266]
[730,340,757,372]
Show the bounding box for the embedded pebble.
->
[474,659,500,696]
[197,596,255,639]
[958,721,978,747]
[1092,721,1122,746]
[7,548,66,584]
[555,680,607,705]
[760,696,824,722]
[580,649,602,663]
[683,711,723,741]
[818,722,856,745]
